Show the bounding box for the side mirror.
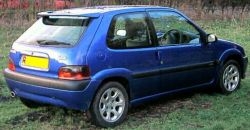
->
[207,34,217,43]
[116,30,126,37]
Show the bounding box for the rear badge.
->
[58,55,67,61]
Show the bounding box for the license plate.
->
[21,55,49,70]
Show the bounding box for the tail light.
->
[8,58,16,71]
[58,66,90,80]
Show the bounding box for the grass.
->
[0,19,249,130]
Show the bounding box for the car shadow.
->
[125,87,216,125]
[5,87,217,129]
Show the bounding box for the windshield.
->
[16,16,89,46]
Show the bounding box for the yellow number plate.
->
[21,55,49,70]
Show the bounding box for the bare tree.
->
[201,0,216,14]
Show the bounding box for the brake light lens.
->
[58,66,90,80]
[8,58,15,71]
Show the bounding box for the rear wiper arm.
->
[36,40,71,45]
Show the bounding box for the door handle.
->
[156,51,164,65]
[156,51,161,60]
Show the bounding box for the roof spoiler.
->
[37,11,100,19]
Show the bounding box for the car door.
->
[147,10,217,92]
[106,12,161,99]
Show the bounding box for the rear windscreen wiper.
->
[37,40,71,45]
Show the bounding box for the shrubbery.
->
[0,0,249,21]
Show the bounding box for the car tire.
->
[88,82,129,127]
[20,97,43,108]
[219,60,241,94]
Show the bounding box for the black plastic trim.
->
[133,61,217,78]
[133,69,159,79]
[242,56,248,79]
[3,69,90,91]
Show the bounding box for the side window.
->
[148,11,200,46]
[107,13,152,49]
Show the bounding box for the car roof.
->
[38,5,175,17]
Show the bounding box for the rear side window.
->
[16,16,90,46]
[107,13,152,49]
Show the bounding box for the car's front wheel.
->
[219,60,241,94]
[88,82,129,127]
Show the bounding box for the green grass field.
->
[0,19,249,130]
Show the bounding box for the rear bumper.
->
[242,56,248,79]
[4,69,90,91]
[3,68,100,110]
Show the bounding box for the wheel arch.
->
[99,77,131,100]
[90,68,133,104]
[219,50,245,78]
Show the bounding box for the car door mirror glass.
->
[207,34,217,43]
[116,30,126,37]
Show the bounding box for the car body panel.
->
[157,44,217,91]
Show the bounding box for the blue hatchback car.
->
[4,5,248,127]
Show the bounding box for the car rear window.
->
[15,16,90,46]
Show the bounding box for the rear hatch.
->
[9,16,90,79]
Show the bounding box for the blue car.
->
[4,6,248,127]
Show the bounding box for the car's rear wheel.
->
[20,97,43,108]
[88,82,128,127]
[219,60,241,94]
